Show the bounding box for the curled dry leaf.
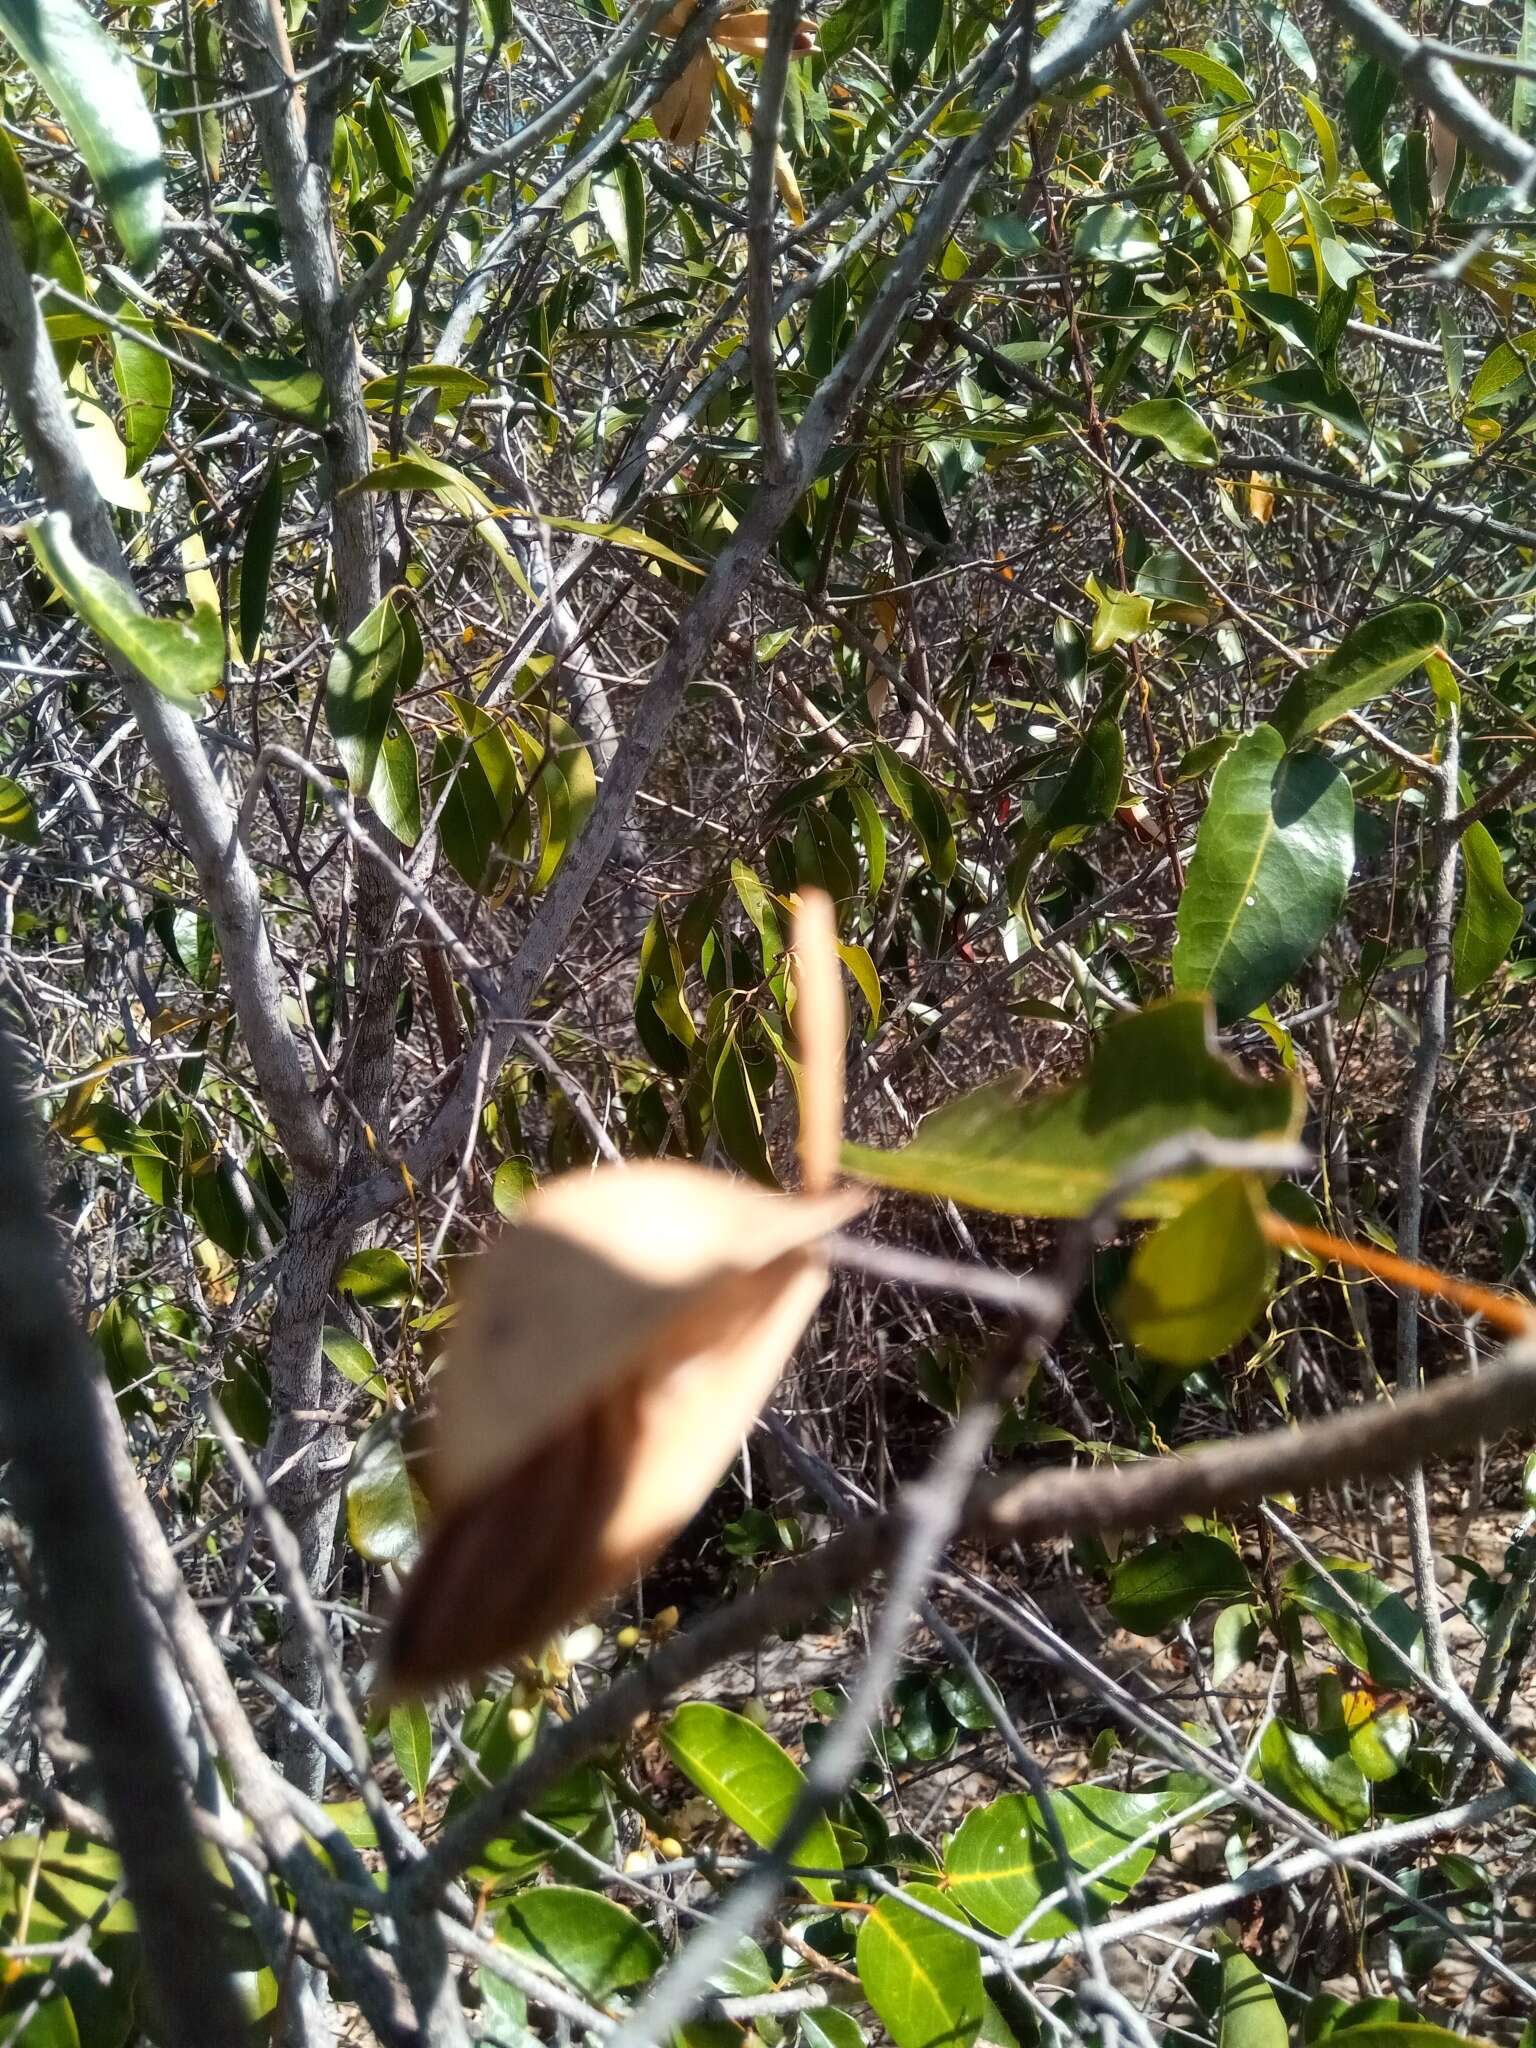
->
[651,0,816,144]
[385,889,856,1694]
[654,52,717,144]
[385,1165,861,1692]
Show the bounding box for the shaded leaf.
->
[1453,822,1522,996]
[325,592,422,796]
[346,1427,427,1567]
[1109,1533,1250,1634]
[499,1886,660,2000]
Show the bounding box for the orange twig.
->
[1262,1214,1536,1337]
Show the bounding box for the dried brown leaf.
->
[385,1163,862,1691]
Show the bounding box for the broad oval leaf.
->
[1256,1716,1368,1832]
[346,1426,428,1567]
[1268,602,1444,746]
[1216,1940,1287,2048]
[842,998,1301,1221]
[0,776,39,846]
[663,1702,842,1902]
[1453,822,1522,996]
[337,1246,414,1305]
[1108,1533,1251,1635]
[1172,725,1354,1023]
[27,513,224,707]
[0,0,163,267]
[1114,398,1219,468]
[1281,1560,1424,1689]
[856,1883,983,2048]
[946,1786,1176,1939]
[1113,1175,1273,1367]
[498,1885,661,2000]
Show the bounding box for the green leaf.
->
[0,776,39,846]
[186,335,328,426]
[26,513,223,707]
[367,716,422,848]
[0,0,163,267]
[1348,1700,1414,1783]
[711,1034,776,1186]
[1268,603,1444,746]
[430,703,526,896]
[110,323,171,474]
[1108,1533,1251,1635]
[239,461,283,665]
[336,1246,413,1305]
[1282,1561,1424,1688]
[492,1157,537,1217]
[1216,1940,1288,2048]
[1466,333,1536,412]
[1453,822,1522,996]
[635,909,696,1074]
[842,997,1302,1221]
[1516,0,1536,142]
[883,0,941,93]
[1084,574,1151,654]
[389,1702,432,1804]
[346,1426,427,1567]
[1237,288,1320,359]
[1388,129,1430,235]
[499,1886,661,2000]
[1172,725,1354,1022]
[1212,1603,1262,1686]
[856,1884,983,2048]
[1248,365,1369,443]
[1157,46,1248,102]
[662,1702,842,1902]
[1113,1174,1272,1367]
[321,1326,388,1399]
[1114,398,1219,468]
[873,742,957,885]
[946,1787,1176,1940]
[1073,205,1160,264]
[1256,1717,1368,1832]
[325,592,422,796]
[511,709,596,892]
[595,152,646,285]
[1256,3,1315,81]
[1344,55,1396,185]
